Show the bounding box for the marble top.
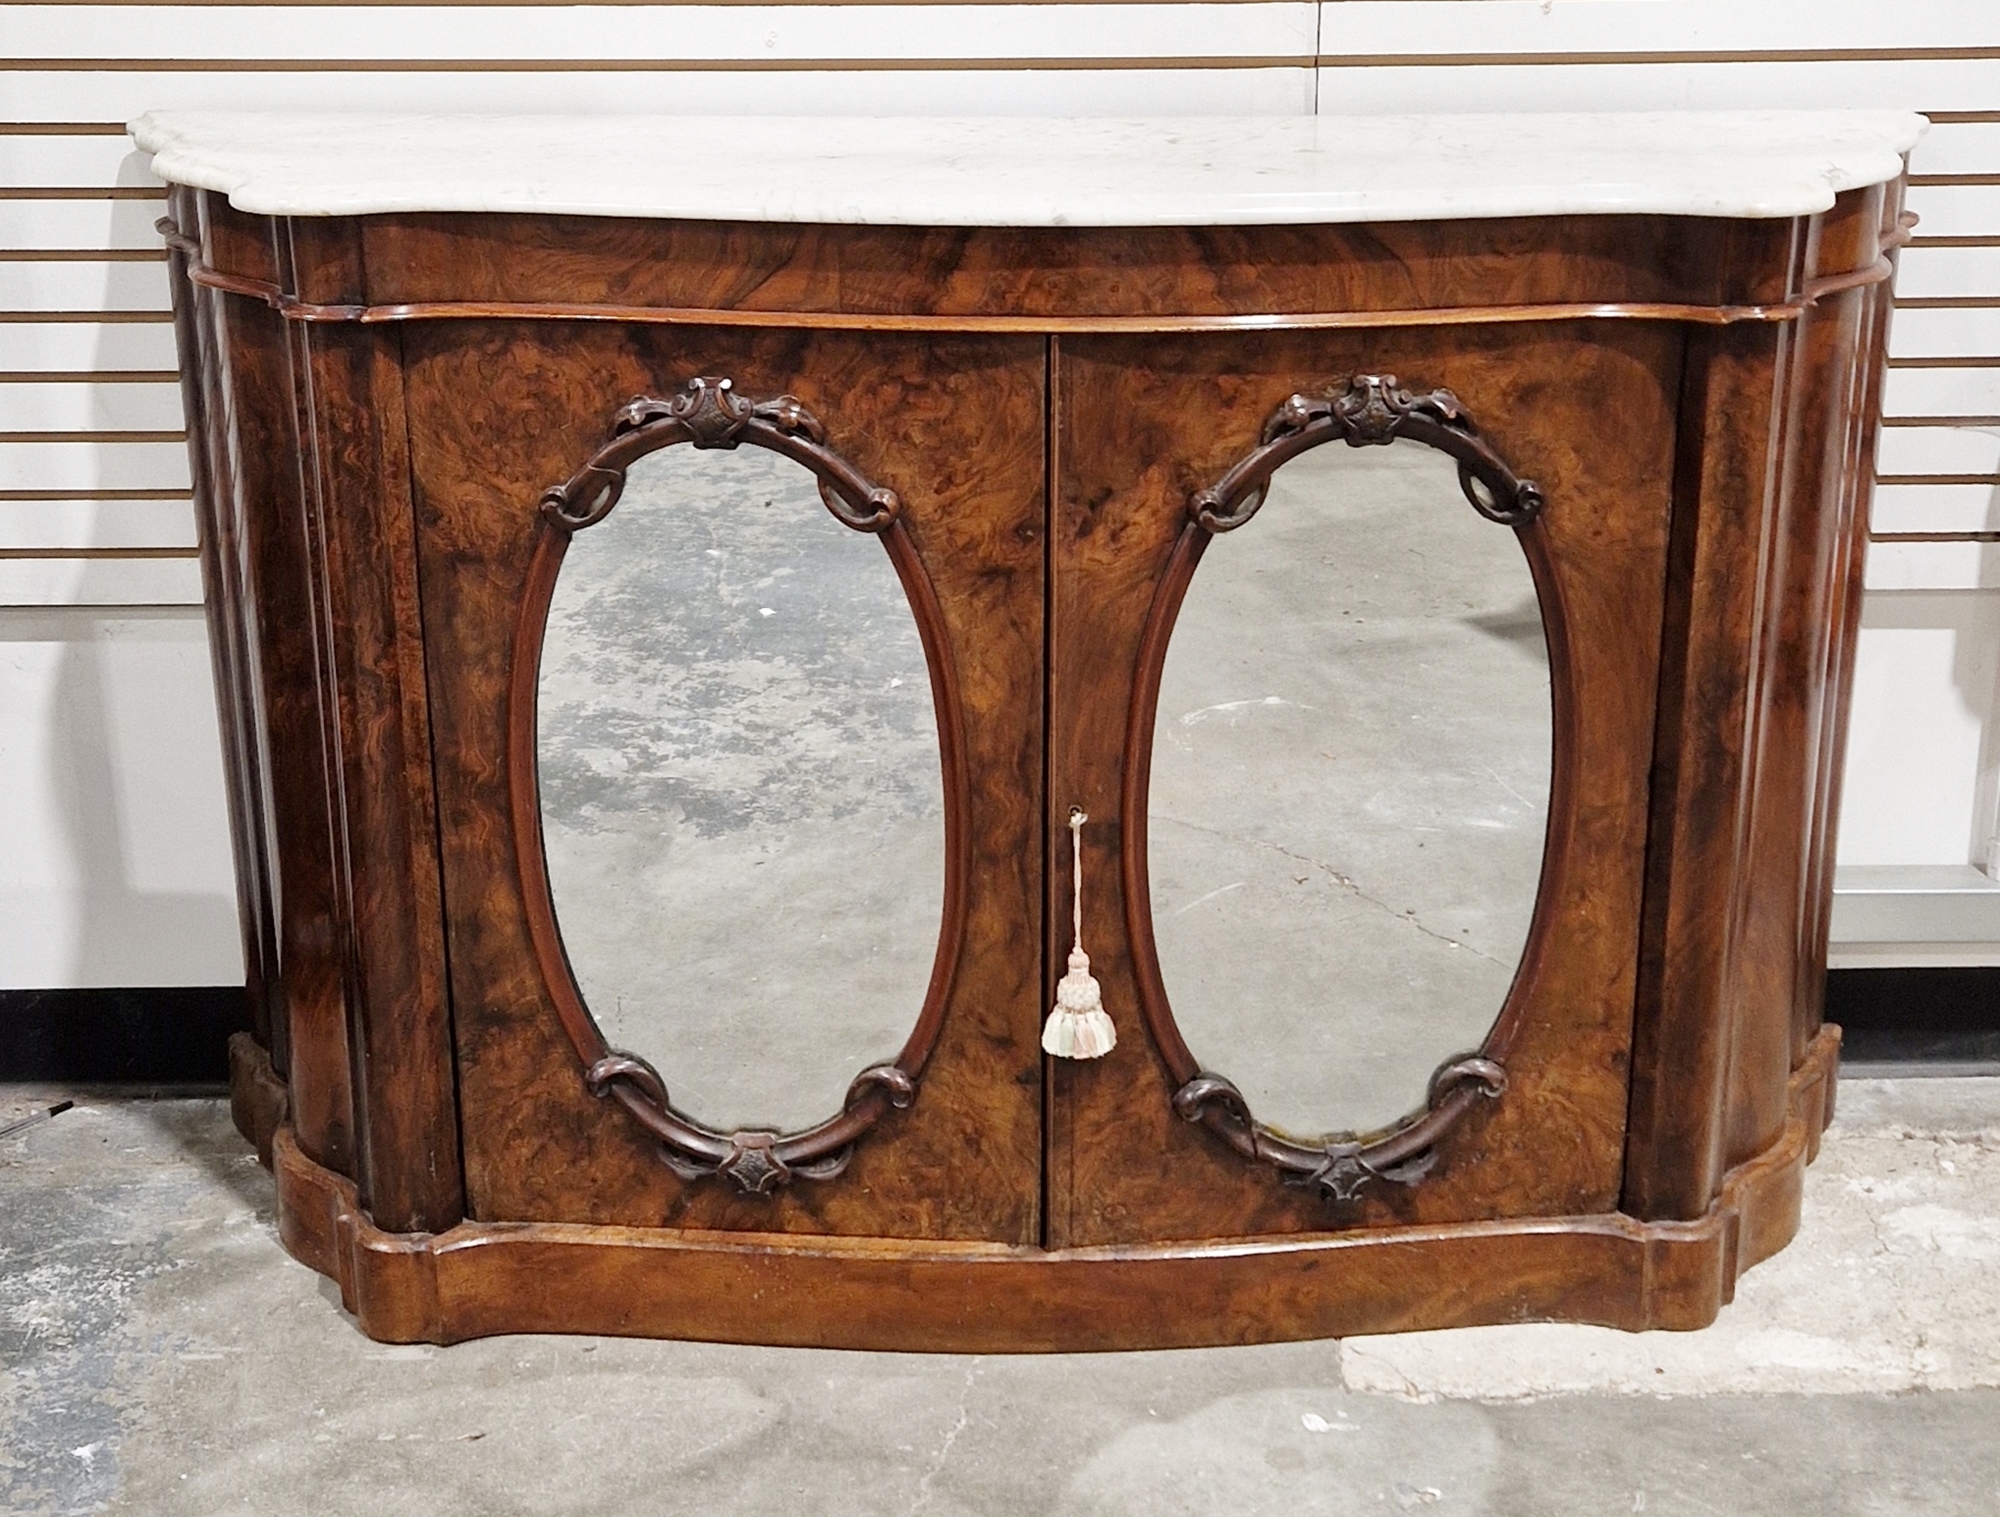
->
[129,111,1926,227]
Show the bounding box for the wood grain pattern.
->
[1049,322,1676,1246]
[404,320,1047,1241]
[356,213,1809,321]
[504,389,974,1191]
[1796,194,1911,1073]
[172,184,278,1068]
[252,1025,1840,1350]
[1117,379,1561,1197]
[1718,187,1884,1176]
[285,241,463,1232]
[170,174,1896,1346]
[203,211,361,1178]
[1621,187,1900,1221]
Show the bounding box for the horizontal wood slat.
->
[1876,471,2000,484]
[0,495,196,548]
[2,2,1997,597]
[1884,367,2000,416]
[13,55,1314,70]
[0,427,183,440]
[0,487,189,499]
[0,379,184,429]
[0,185,162,198]
[0,65,1319,117]
[1317,50,2000,68]
[0,369,178,381]
[0,552,199,564]
[1872,481,2000,537]
[0,248,165,260]
[0,122,125,132]
[4,4,1318,60]
[0,553,201,603]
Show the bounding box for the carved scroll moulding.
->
[515,378,964,1192]
[1137,376,1555,1199]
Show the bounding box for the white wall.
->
[0,608,239,985]
[2,0,1997,985]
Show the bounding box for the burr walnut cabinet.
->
[141,111,1919,1350]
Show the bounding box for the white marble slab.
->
[129,111,1926,226]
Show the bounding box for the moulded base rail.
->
[226,1026,1841,1353]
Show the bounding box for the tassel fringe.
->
[1044,810,1116,1060]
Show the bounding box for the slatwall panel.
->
[0,4,1322,985]
[2,0,1997,983]
[1301,1,2000,957]
[0,3,1316,610]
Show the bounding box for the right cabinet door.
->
[1046,326,1680,1247]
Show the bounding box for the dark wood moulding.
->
[171,172,1904,1348]
[231,1026,1839,1350]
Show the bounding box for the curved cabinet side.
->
[1622,190,1898,1222]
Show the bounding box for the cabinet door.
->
[409,323,1047,1243]
[1047,328,1677,1246]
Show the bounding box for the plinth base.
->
[226,1028,1840,1352]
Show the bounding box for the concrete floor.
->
[4,1076,1999,1516]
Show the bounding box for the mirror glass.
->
[1148,440,1551,1139]
[537,443,945,1135]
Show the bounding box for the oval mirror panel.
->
[1147,438,1551,1139]
[536,441,945,1135]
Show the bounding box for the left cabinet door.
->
[407,322,1049,1243]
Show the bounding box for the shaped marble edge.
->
[128,111,1926,227]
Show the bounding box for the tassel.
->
[1043,808,1116,1060]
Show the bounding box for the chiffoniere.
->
[135,110,1921,1348]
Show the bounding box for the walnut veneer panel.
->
[404,322,1048,1242]
[1047,322,1676,1245]
[164,169,1904,1346]
[354,214,1799,319]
